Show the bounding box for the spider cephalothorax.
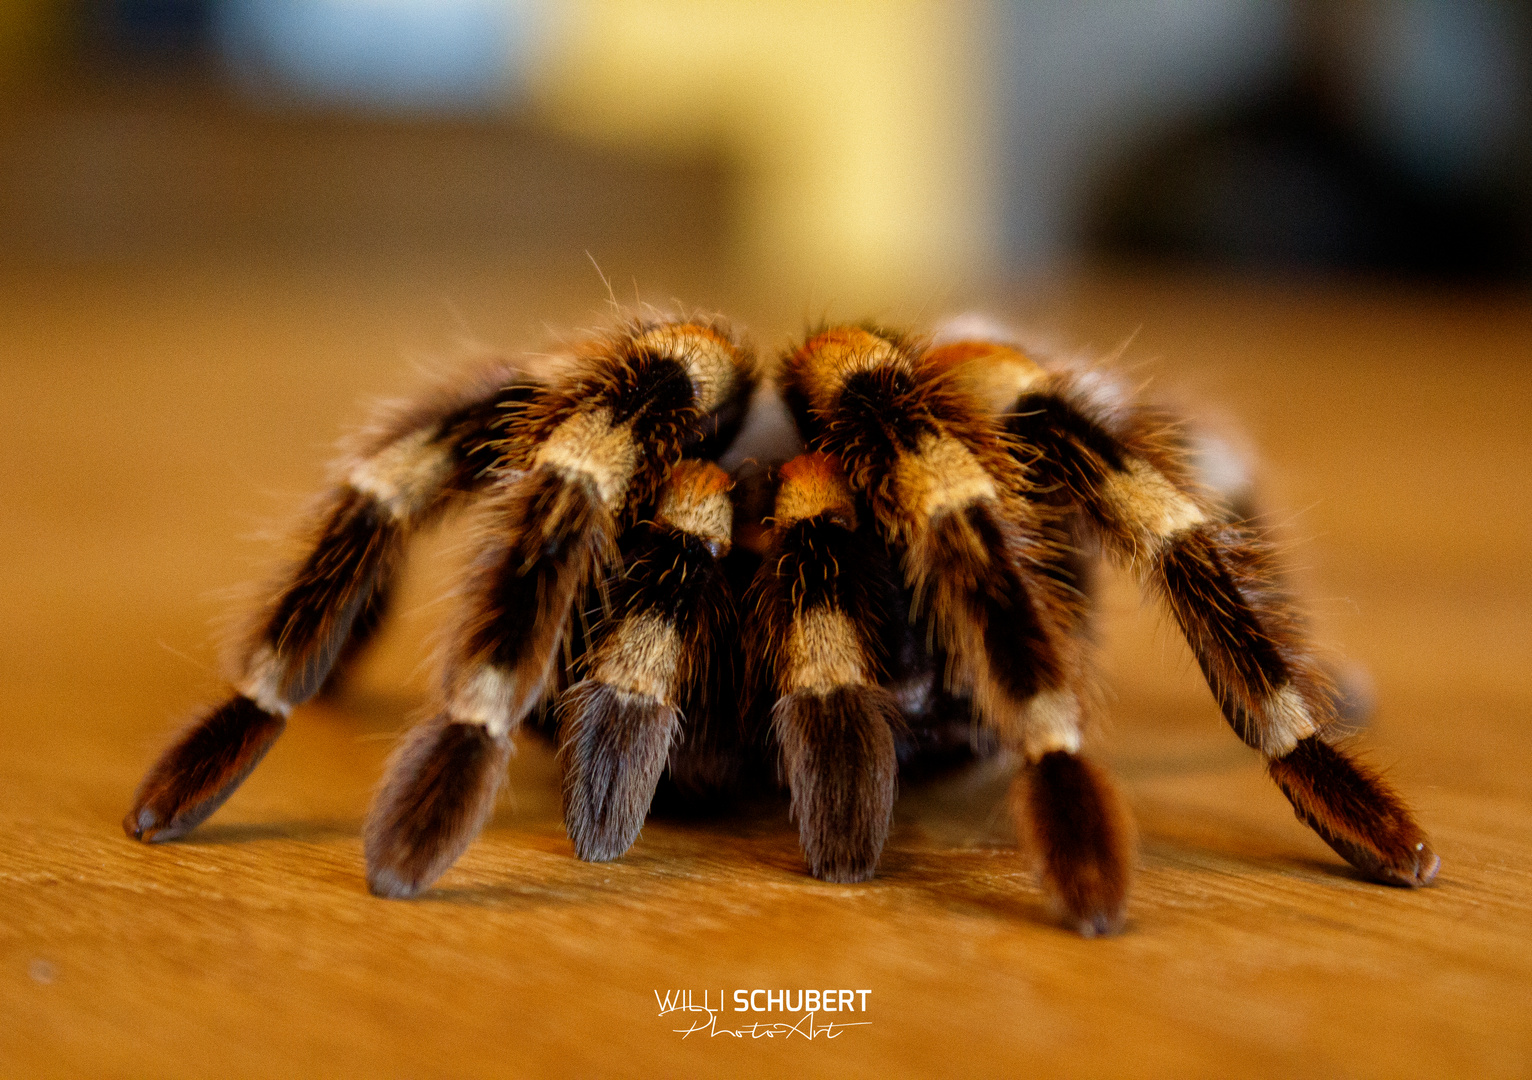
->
[124,310,1439,935]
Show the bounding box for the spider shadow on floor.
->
[171,818,361,846]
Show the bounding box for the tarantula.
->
[124,312,1439,935]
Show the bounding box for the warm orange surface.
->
[2,265,1529,1078]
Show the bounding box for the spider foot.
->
[124,694,286,843]
[364,716,511,898]
[558,682,680,862]
[1268,736,1440,887]
[1017,751,1135,937]
[777,687,899,885]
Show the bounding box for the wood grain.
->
[1,264,1528,1078]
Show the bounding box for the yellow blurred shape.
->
[0,0,66,83]
[530,0,998,302]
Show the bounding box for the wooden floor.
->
[2,262,1528,1079]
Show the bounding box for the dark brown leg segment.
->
[775,686,901,884]
[559,684,681,861]
[363,716,513,898]
[123,695,286,842]
[1268,736,1439,886]
[1014,750,1136,936]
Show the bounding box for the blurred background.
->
[2,0,1529,296]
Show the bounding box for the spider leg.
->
[124,362,535,843]
[362,473,612,899]
[1178,420,1375,727]
[557,460,736,861]
[992,510,1137,934]
[1015,749,1136,936]
[939,337,1437,886]
[364,319,757,897]
[749,453,902,883]
[319,566,396,694]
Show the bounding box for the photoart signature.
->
[655,994,871,1041]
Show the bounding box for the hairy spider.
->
[124,311,1439,935]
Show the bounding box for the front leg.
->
[748,454,901,884]
[557,461,736,861]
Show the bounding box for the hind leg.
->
[125,363,534,843]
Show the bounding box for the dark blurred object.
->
[75,0,212,65]
[1088,0,1532,280]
